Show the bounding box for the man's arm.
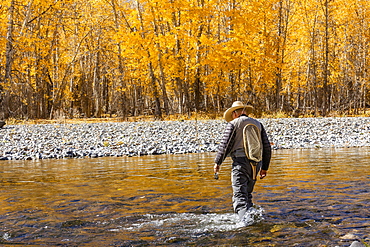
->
[261,123,272,171]
[214,122,235,167]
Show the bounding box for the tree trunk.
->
[322,0,330,116]
[2,0,15,119]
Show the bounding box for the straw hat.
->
[223,101,253,122]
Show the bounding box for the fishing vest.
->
[230,116,262,163]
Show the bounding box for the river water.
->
[0,148,369,246]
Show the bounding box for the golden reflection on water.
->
[262,147,370,187]
[0,148,369,246]
[0,153,231,219]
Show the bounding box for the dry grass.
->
[3,109,370,125]
[5,117,125,125]
[4,111,221,125]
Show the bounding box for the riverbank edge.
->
[1,117,370,161]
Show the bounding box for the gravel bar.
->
[1,117,370,160]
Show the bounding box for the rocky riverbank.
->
[1,117,370,160]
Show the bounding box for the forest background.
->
[0,0,369,122]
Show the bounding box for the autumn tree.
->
[1,0,370,120]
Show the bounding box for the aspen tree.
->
[2,0,15,119]
[1,0,370,119]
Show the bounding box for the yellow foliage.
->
[1,0,370,119]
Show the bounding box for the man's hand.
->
[260,169,267,179]
[214,164,220,174]
[214,164,220,180]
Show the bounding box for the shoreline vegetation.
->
[2,0,370,122]
[2,110,370,126]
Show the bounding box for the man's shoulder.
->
[230,116,262,128]
[241,116,260,124]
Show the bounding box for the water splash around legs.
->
[237,205,265,227]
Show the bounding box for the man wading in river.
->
[214,101,272,225]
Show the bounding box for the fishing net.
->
[243,124,262,180]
